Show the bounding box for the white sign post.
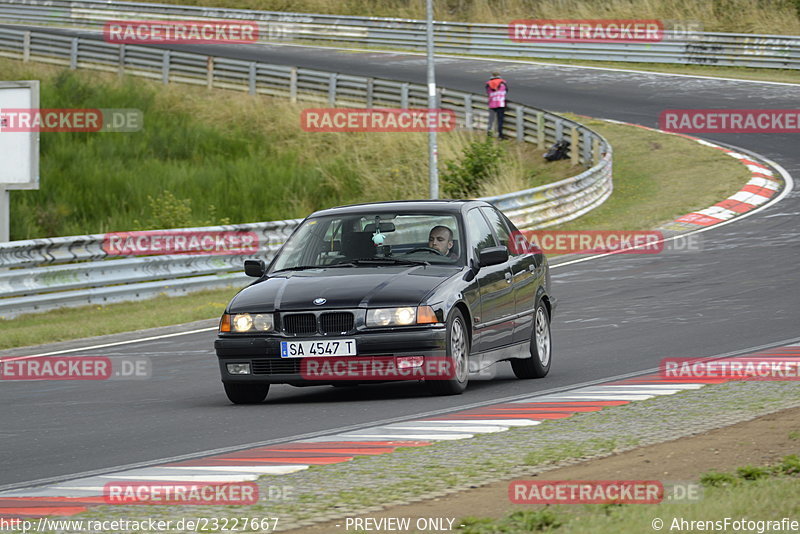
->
[0,80,40,242]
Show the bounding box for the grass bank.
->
[136,0,800,35]
[555,114,749,231]
[3,57,571,240]
[459,455,800,533]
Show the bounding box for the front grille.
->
[320,312,354,334]
[252,358,301,375]
[283,313,317,335]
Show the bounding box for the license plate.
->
[280,339,357,358]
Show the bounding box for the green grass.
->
[553,114,750,231]
[524,438,626,466]
[3,58,573,240]
[0,287,233,350]
[457,455,800,534]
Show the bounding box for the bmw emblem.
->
[313,298,327,306]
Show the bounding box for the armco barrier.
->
[0,26,611,318]
[0,0,798,69]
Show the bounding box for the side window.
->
[480,207,514,254]
[466,208,496,255]
[499,211,531,257]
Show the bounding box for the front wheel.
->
[224,383,270,404]
[511,302,551,379]
[426,309,470,396]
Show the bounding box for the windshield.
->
[270,212,464,272]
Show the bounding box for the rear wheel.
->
[511,302,551,379]
[426,309,470,396]
[224,383,270,404]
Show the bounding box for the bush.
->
[700,471,739,488]
[736,465,772,481]
[442,139,504,198]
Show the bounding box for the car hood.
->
[229,265,459,312]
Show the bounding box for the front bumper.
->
[215,327,447,385]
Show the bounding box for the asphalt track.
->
[1,33,798,489]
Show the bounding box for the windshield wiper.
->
[271,264,353,273]
[341,258,429,267]
[273,258,428,273]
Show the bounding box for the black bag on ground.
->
[544,140,570,161]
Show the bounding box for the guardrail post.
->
[536,112,545,148]
[328,73,337,106]
[464,94,473,129]
[366,78,374,108]
[555,118,563,146]
[400,83,409,109]
[118,44,125,77]
[248,62,257,95]
[570,127,580,166]
[22,31,30,62]
[206,57,214,89]
[593,136,601,163]
[582,132,592,166]
[161,50,170,84]
[70,38,78,70]
[289,67,298,103]
[516,105,524,142]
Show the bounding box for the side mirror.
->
[244,259,266,278]
[478,246,509,267]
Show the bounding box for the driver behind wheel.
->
[428,225,458,260]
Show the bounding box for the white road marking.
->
[384,423,509,433]
[98,474,260,482]
[5,327,217,361]
[161,465,309,474]
[315,432,474,440]
[422,419,541,426]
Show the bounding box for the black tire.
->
[426,309,470,396]
[511,301,551,379]
[224,383,270,404]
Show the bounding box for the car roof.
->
[308,199,493,218]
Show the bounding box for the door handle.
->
[504,272,512,283]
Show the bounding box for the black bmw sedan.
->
[214,200,555,403]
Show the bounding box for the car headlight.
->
[366,306,439,327]
[253,314,274,331]
[227,313,275,333]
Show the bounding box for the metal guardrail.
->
[0,0,798,69]
[0,25,612,318]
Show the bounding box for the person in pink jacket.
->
[486,72,508,139]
